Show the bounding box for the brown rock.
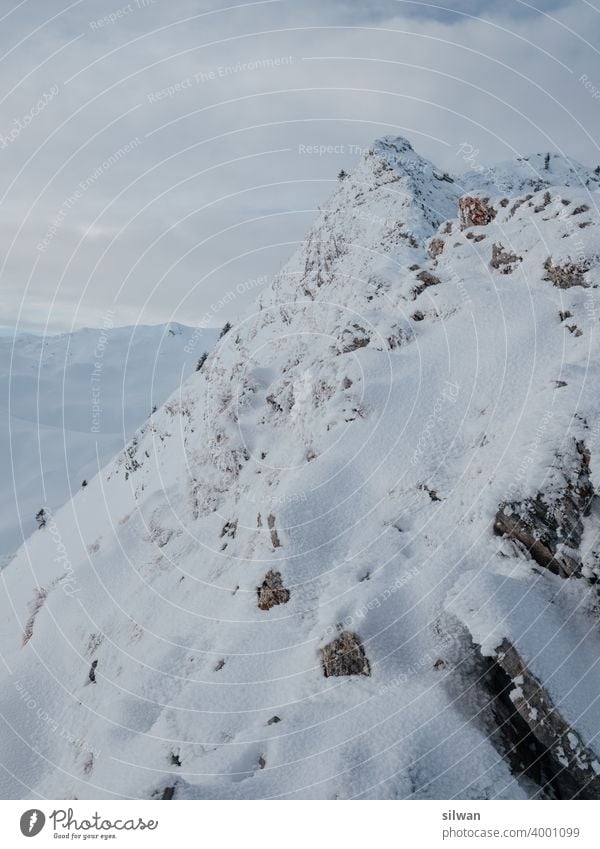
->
[459,196,496,229]
[543,256,592,288]
[491,242,522,272]
[257,570,290,610]
[428,237,445,259]
[320,630,371,677]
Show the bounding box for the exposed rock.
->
[257,570,290,611]
[267,715,281,725]
[509,194,533,218]
[419,482,442,502]
[491,242,523,272]
[220,519,237,539]
[22,586,49,646]
[387,327,411,349]
[88,659,98,684]
[267,514,281,548]
[340,325,370,353]
[320,630,371,677]
[488,639,600,799]
[428,237,445,259]
[412,270,441,299]
[459,195,496,229]
[533,190,552,213]
[543,256,592,288]
[493,439,595,579]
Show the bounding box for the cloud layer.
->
[1,0,599,331]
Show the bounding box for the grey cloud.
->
[0,0,598,332]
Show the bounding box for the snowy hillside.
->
[2,137,600,800]
[0,323,217,567]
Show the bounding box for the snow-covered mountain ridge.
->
[2,137,600,799]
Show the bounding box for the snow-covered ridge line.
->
[1,137,600,800]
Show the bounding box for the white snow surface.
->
[1,137,600,800]
[0,323,216,566]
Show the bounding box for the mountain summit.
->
[2,138,600,799]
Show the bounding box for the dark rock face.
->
[459,195,496,229]
[257,570,290,611]
[487,640,600,799]
[494,440,595,580]
[412,270,441,299]
[320,630,371,677]
[543,256,593,288]
[340,325,370,353]
[266,514,281,549]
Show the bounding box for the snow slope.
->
[1,138,600,800]
[0,323,217,567]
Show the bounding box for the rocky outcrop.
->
[485,639,600,799]
[320,630,371,677]
[257,571,290,611]
[428,237,445,259]
[491,242,523,272]
[340,324,370,353]
[494,440,595,580]
[412,270,441,299]
[543,256,593,288]
[459,195,496,229]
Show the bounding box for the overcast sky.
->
[1,0,599,332]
